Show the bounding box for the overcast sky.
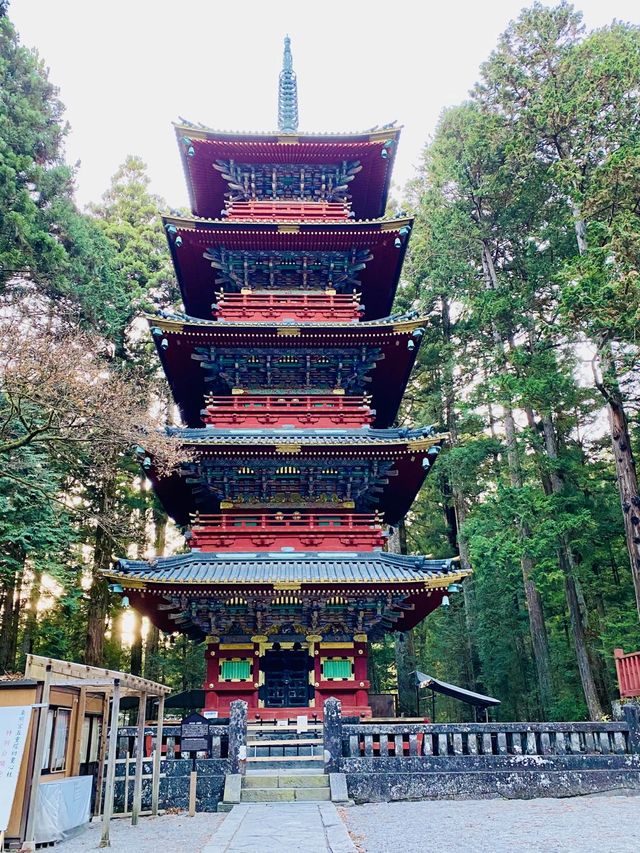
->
[9,1,640,210]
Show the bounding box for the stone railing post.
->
[228,700,248,775]
[323,697,343,774]
[622,703,640,753]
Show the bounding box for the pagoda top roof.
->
[174,123,402,221]
[174,120,403,143]
[108,550,463,588]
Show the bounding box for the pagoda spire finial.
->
[278,35,299,133]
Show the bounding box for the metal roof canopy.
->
[414,671,500,709]
[25,654,171,697]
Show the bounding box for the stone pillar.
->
[323,697,343,774]
[623,703,640,753]
[228,699,248,775]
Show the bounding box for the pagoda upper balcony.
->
[223,200,351,222]
[212,291,362,323]
[189,510,386,552]
[203,393,374,428]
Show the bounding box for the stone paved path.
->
[343,796,640,853]
[202,803,356,853]
[55,795,640,851]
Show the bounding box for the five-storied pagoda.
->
[107,39,469,719]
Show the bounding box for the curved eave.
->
[163,214,412,230]
[106,568,470,591]
[173,122,404,143]
[174,124,401,221]
[166,426,445,451]
[146,313,426,334]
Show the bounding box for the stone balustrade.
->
[341,719,636,759]
[322,698,640,801]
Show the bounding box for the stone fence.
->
[324,699,640,801]
[109,702,249,814]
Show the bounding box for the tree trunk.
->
[480,244,553,717]
[441,295,479,690]
[85,479,116,666]
[130,612,143,676]
[20,567,42,661]
[601,371,640,620]
[388,522,417,715]
[522,393,604,716]
[0,564,21,672]
[503,400,553,718]
[570,203,640,622]
[143,507,168,681]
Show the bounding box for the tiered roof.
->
[110,39,459,630]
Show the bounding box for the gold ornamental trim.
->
[275,444,301,453]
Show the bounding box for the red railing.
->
[224,200,351,222]
[203,393,373,428]
[615,648,640,698]
[190,510,386,552]
[214,291,361,322]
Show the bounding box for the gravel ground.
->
[342,796,640,853]
[55,812,225,852]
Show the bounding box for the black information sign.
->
[180,712,210,753]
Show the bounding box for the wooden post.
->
[151,694,164,816]
[131,692,146,826]
[188,771,197,817]
[94,692,111,817]
[21,664,52,852]
[70,686,88,776]
[100,679,121,848]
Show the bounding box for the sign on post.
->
[0,706,33,833]
[180,712,210,754]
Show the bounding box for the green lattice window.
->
[322,658,353,680]
[220,659,252,681]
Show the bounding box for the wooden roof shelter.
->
[18,656,171,850]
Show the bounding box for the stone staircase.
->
[219,722,351,810]
[240,772,330,803]
[245,722,324,770]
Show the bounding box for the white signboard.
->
[0,706,32,831]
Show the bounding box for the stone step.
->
[247,724,322,732]
[247,754,324,763]
[246,737,322,747]
[240,787,332,803]
[242,773,328,789]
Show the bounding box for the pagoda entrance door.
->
[262,649,309,707]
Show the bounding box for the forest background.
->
[0,0,639,721]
